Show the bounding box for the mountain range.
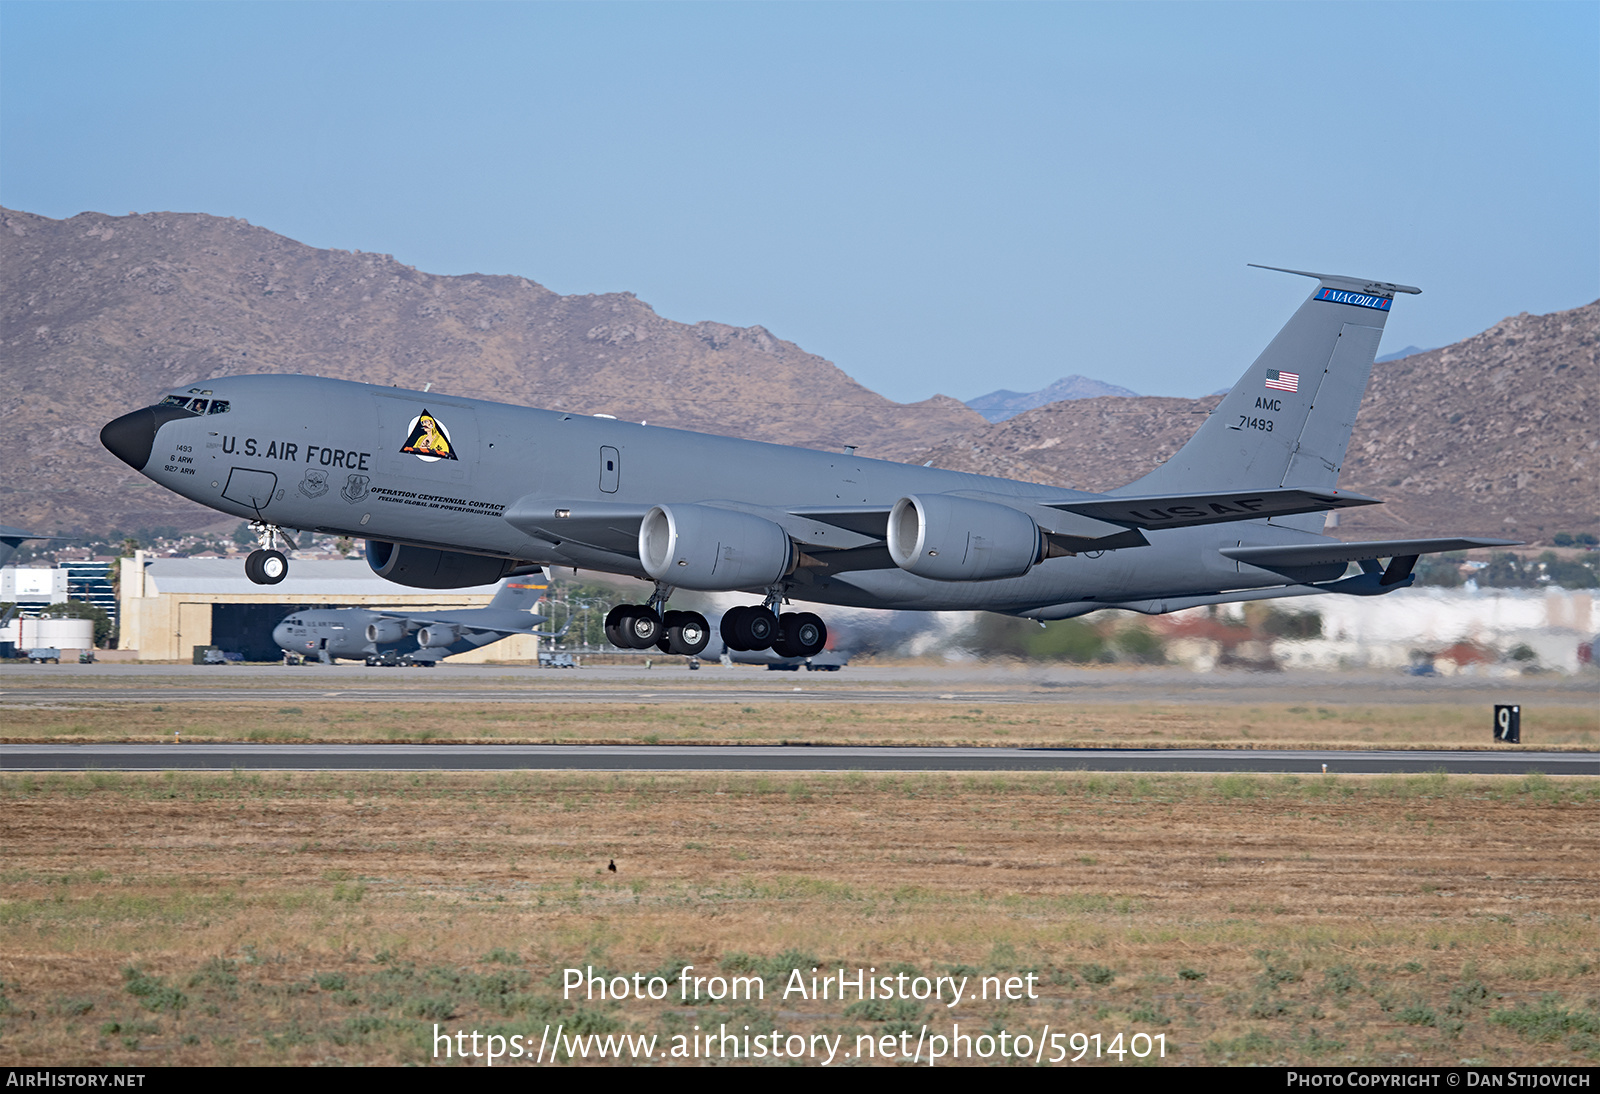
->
[964,376,1139,422]
[3,206,1593,543]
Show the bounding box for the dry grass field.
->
[2,698,1596,748]
[2,767,1596,1067]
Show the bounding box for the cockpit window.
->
[159,393,227,413]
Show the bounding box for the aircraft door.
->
[222,467,278,510]
[600,447,620,493]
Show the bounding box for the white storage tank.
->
[20,617,94,650]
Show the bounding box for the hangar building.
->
[118,553,540,662]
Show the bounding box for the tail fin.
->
[1114,267,1419,530]
[488,575,549,612]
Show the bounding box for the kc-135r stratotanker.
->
[100,266,1515,658]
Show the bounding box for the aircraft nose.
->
[100,408,159,470]
[100,404,200,470]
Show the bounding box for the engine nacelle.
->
[887,494,1044,582]
[366,539,517,589]
[365,618,407,644]
[416,624,461,649]
[639,504,794,591]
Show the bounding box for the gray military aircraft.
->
[271,576,559,665]
[1,526,72,570]
[100,266,1517,656]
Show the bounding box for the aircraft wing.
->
[368,607,553,637]
[502,498,646,556]
[786,506,892,540]
[1052,487,1380,530]
[1221,537,1519,568]
[788,499,1148,556]
[793,488,1376,542]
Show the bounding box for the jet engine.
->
[416,624,461,649]
[366,540,518,589]
[365,618,407,644]
[638,504,794,591]
[886,494,1045,582]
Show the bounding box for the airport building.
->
[1,564,103,660]
[1,565,69,606]
[118,554,540,662]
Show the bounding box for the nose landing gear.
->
[244,522,296,585]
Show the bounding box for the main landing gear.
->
[721,605,827,658]
[244,522,295,586]
[605,583,711,656]
[604,584,828,659]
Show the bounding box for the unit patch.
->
[400,410,458,462]
[1314,287,1392,311]
[298,469,330,499]
[342,473,371,504]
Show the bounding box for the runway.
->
[3,743,1592,775]
[3,662,1594,707]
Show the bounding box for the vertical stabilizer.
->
[488,575,548,612]
[1113,268,1419,531]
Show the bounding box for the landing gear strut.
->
[244,522,296,586]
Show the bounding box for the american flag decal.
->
[1265,369,1299,393]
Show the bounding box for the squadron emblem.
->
[341,473,370,504]
[298,469,330,499]
[400,409,458,462]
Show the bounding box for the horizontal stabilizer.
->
[1054,487,1379,530]
[1221,537,1520,569]
[1247,265,1421,296]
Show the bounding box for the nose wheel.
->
[245,548,288,585]
[244,522,296,585]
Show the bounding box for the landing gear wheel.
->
[733,606,778,651]
[604,605,631,649]
[720,606,750,651]
[786,612,826,658]
[655,610,680,654]
[664,610,710,656]
[246,549,288,585]
[624,606,663,649]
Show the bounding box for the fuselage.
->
[116,375,1329,614]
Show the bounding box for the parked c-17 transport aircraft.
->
[100,266,1516,658]
[272,576,561,665]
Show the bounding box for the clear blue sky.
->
[3,2,1595,402]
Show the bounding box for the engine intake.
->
[639,504,794,591]
[365,619,407,644]
[416,624,461,649]
[887,494,1045,582]
[366,539,518,589]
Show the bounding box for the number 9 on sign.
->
[1494,704,1520,744]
